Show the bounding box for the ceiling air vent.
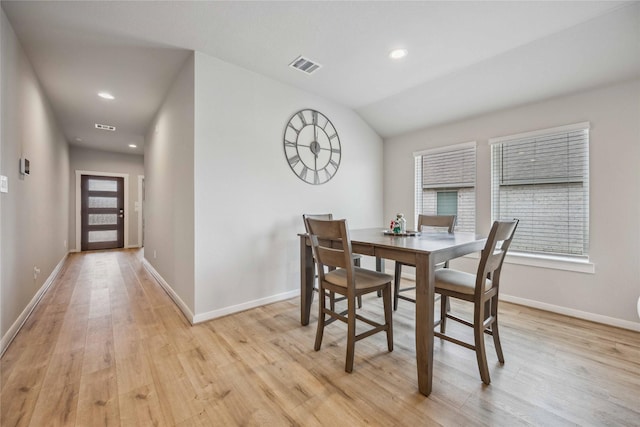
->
[289,55,322,75]
[95,123,116,131]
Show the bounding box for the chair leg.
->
[492,321,505,365]
[314,289,326,351]
[474,302,491,384]
[382,285,394,352]
[354,258,363,308]
[439,294,448,333]
[345,295,357,373]
[491,296,504,364]
[393,262,402,310]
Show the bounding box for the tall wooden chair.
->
[305,218,393,372]
[303,214,362,309]
[394,214,456,310]
[434,219,518,384]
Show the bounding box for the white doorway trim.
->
[137,175,144,248]
[75,170,129,252]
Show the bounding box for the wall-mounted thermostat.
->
[19,158,30,175]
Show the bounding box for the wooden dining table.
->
[299,227,486,397]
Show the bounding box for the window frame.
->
[414,141,476,232]
[489,122,591,266]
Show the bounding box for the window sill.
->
[464,251,595,274]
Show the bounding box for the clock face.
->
[283,109,341,185]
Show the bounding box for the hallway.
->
[1,250,639,426]
[0,249,334,425]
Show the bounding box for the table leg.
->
[414,252,435,396]
[375,257,385,297]
[300,235,314,326]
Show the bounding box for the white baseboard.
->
[0,253,69,357]
[192,289,300,324]
[141,259,300,325]
[70,246,139,253]
[500,294,640,332]
[387,265,639,332]
[142,258,195,324]
[386,269,416,281]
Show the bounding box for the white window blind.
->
[490,123,589,257]
[414,142,476,232]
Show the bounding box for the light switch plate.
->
[0,175,8,193]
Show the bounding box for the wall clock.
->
[283,108,341,185]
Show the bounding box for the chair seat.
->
[325,267,393,290]
[434,269,492,295]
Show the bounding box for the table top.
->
[299,227,486,264]
[348,228,486,254]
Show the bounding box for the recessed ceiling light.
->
[128,144,137,148]
[98,92,115,100]
[75,137,82,142]
[389,48,408,60]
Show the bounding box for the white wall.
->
[144,54,195,313]
[143,51,383,322]
[384,79,640,327]
[68,145,144,251]
[1,10,69,339]
[192,52,383,319]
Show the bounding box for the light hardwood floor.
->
[1,249,639,426]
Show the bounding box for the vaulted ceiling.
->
[3,1,639,155]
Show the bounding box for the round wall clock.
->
[283,108,341,185]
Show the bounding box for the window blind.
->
[490,123,589,257]
[414,142,476,232]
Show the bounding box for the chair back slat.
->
[315,246,350,269]
[418,214,456,232]
[476,220,519,294]
[303,214,334,265]
[302,213,333,230]
[305,218,354,288]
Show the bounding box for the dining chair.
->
[434,219,518,384]
[305,218,393,372]
[394,214,456,310]
[303,214,362,309]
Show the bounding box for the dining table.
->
[299,227,486,397]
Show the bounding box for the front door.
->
[81,175,124,251]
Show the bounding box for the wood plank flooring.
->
[1,249,639,426]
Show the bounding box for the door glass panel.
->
[88,230,117,243]
[89,179,117,192]
[89,197,117,208]
[89,214,118,225]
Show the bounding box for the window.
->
[490,122,589,258]
[414,142,476,232]
[437,191,458,216]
